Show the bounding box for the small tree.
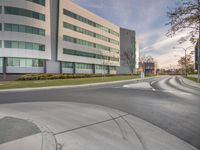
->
[178,54,195,74]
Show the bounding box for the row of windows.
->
[95,65,108,70]
[0,58,117,70]
[76,63,93,69]
[4,6,45,21]
[63,35,119,52]
[0,41,2,48]
[0,23,2,31]
[62,62,116,71]
[63,48,119,62]
[63,9,119,37]
[63,35,94,48]
[63,22,119,45]
[63,48,96,58]
[4,41,45,51]
[4,23,45,36]
[63,62,73,69]
[7,58,44,67]
[26,0,45,6]
[0,6,2,14]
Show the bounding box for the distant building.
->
[117,28,139,74]
[138,62,157,75]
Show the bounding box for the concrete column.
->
[60,61,63,74]
[44,60,47,73]
[93,64,96,74]
[108,66,110,74]
[73,62,76,74]
[3,57,7,79]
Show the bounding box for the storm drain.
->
[0,117,40,144]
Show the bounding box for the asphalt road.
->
[0,76,200,149]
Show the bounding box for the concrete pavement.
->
[0,76,200,149]
[0,102,197,150]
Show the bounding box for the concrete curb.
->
[179,76,200,89]
[0,76,159,93]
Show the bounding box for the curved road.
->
[0,76,200,149]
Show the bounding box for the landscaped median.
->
[186,76,200,83]
[0,74,144,90]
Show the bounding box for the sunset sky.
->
[72,0,195,69]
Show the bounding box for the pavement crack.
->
[54,114,129,136]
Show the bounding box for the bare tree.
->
[140,55,155,63]
[166,0,200,44]
[123,48,135,75]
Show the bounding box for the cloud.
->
[72,0,195,68]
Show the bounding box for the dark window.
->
[5,7,45,21]
[26,0,45,6]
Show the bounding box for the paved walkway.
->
[0,102,197,150]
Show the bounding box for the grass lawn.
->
[186,76,200,83]
[0,75,140,90]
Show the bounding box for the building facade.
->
[117,28,139,74]
[0,0,120,74]
[0,0,51,74]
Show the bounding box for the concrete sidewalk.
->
[180,76,200,89]
[0,102,197,150]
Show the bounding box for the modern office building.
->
[117,28,139,74]
[0,0,51,74]
[0,0,120,74]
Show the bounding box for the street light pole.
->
[173,46,193,77]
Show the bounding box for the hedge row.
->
[17,74,116,81]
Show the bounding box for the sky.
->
[72,0,195,69]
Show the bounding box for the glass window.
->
[33,59,39,67]
[19,25,26,32]
[13,58,20,67]
[38,59,44,67]
[63,62,73,69]
[26,0,45,6]
[11,41,19,48]
[39,29,45,36]
[4,41,12,48]
[19,41,26,49]
[5,24,12,31]
[26,26,32,34]
[26,59,32,67]
[20,59,26,67]
[25,42,33,49]
[4,7,45,21]
[4,23,45,36]
[33,43,39,50]
[39,44,45,51]
[12,24,19,32]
